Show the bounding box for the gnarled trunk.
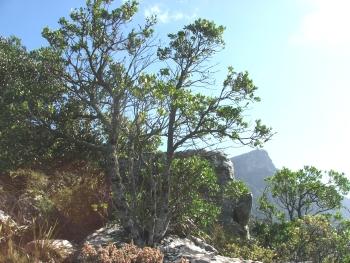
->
[105,144,144,244]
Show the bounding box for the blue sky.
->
[1,0,349,177]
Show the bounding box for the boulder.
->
[161,235,262,263]
[0,209,17,229]
[0,209,27,242]
[83,222,127,247]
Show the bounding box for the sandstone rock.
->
[233,193,253,227]
[0,209,17,228]
[160,235,261,263]
[0,209,24,242]
[83,222,127,247]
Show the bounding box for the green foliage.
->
[250,214,350,262]
[275,215,350,262]
[223,179,249,201]
[0,37,57,170]
[170,156,220,233]
[210,224,275,263]
[259,166,350,221]
[223,242,275,263]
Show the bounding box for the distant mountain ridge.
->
[231,149,276,211]
[231,149,350,218]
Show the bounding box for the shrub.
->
[276,215,350,262]
[49,162,110,241]
[80,242,164,263]
[0,169,54,224]
[209,224,275,263]
[0,161,110,243]
[0,217,61,263]
[170,156,220,234]
[223,180,249,201]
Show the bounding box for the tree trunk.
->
[105,144,143,244]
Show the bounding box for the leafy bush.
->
[223,180,249,201]
[259,166,350,221]
[0,169,55,223]
[209,224,275,262]
[169,156,221,235]
[276,215,350,262]
[223,242,275,263]
[250,214,350,262]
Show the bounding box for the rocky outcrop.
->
[221,193,253,239]
[81,224,262,263]
[84,222,126,247]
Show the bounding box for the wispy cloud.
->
[144,4,197,24]
[290,0,350,52]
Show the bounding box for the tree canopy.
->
[259,166,350,221]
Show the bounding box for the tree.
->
[0,36,106,171]
[154,17,272,242]
[0,37,68,170]
[259,166,350,221]
[2,0,272,245]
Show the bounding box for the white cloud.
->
[290,0,350,52]
[144,4,196,24]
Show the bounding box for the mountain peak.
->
[231,149,277,206]
[232,149,275,173]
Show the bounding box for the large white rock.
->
[160,235,262,263]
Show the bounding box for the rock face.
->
[82,224,262,263]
